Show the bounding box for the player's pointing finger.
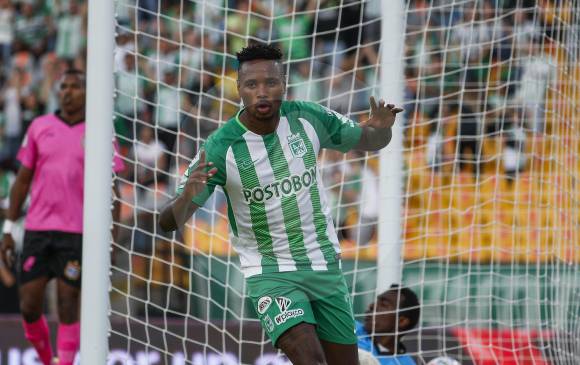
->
[369,96,378,112]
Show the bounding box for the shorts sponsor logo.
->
[64,260,81,281]
[273,297,303,325]
[275,297,291,312]
[257,296,272,314]
[263,315,275,333]
[23,256,36,272]
[274,309,304,325]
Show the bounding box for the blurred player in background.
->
[0,162,15,289]
[160,44,403,365]
[0,69,124,365]
[357,285,420,365]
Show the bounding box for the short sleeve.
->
[176,140,224,207]
[16,127,37,169]
[299,102,362,152]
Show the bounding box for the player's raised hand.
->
[0,232,15,268]
[359,96,404,129]
[182,150,218,199]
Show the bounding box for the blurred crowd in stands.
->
[0,0,573,312]
[404,0,562,177]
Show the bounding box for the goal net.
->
[107,0,580,364]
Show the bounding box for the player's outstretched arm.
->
[159,151,217,232]
[356,96,404,151]
[1,166,34,267]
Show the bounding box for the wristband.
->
[2,220,14,235]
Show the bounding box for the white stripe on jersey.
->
[242,132,297,273]
[299,118,341,255]
[277,117,327,270]
[225,146,262,277]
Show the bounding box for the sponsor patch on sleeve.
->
[257,296,272,315]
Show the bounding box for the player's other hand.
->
[0,233,15,268]
[182,150,218,200]
[360,96,404,129]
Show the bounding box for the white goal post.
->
[80,0,115,364]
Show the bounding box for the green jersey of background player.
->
[159,44,403,365]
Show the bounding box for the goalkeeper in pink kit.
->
[0,69,124,365]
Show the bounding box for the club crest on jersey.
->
[287,133,307,158]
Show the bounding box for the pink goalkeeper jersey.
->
[17,114,125,233]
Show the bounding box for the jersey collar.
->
[235,108,248,131]
[234,105,285,133]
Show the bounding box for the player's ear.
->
[398,315,410,332]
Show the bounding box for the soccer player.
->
[159,44,403,365]
[357,285,420,365]
[0,69,124,365]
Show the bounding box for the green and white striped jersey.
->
[177,101,362,277]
